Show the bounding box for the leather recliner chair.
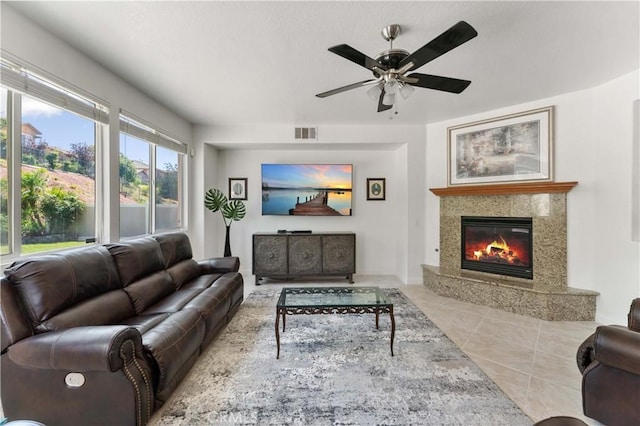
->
[576,298,640,426]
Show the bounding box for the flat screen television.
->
[261,164,353,216]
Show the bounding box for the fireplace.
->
[424,182,597,321]
[461,216,533,279]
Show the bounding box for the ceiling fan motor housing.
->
[373,49,409,76]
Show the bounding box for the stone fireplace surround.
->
[422,181,598,321]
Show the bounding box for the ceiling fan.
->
[316,21,478,112]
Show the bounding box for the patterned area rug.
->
[151,288,532,425]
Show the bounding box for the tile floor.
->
[246,274,604,425]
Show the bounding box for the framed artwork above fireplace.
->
[448,106,554,186]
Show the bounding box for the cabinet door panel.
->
[288,236,322,274]
[253,236,287,274]
[322,235,355,273]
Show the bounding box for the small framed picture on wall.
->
[229,178,247,200]
[366,178,385,201]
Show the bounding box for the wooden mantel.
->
[429,181,578,197]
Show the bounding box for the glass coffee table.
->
[275,286,395,359]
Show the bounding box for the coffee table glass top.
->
[277,287,390,308]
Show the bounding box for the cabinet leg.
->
[255,276,261,286]
[275,307,281,359]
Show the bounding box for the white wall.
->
[1,5,193,243]
[426,70,640,325]
[190,124,426,283]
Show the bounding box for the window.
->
[119,114,185,238]
[1,55,188,258]
[119,132,151,237]
[1,57,106,256]
[155,146,181,231]
[1,87,9,255]
[20,96,97,254]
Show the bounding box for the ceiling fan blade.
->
[377,89,393,112]
[328,44,387,72]
[407,73,471,93]
[399,21,478,71]
[316,79,378,98]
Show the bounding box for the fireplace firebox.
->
[461,216,533,279]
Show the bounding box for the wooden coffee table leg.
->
[390,306,395,356]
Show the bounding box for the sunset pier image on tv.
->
[261,164,353,216]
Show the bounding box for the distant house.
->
[21,123,42,145]
[132,160,149,183]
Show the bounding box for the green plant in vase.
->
[204,188,246,256]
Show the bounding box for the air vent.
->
[294,127,318,140]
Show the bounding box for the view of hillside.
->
[0,161,142,205]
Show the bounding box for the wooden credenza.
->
[252,232,355,285]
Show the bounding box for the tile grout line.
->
[522,319,542,416]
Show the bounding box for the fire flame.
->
[471,235,523,264]
[486,236,509,255]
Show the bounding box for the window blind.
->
[0,57,109,124]
[119,113,188,154]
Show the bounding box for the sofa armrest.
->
[3,326,154,425]
[198,256,240,274]
[576,332,596,373]
[8,325,142,372]
[628,298,640,331]
[593,325,640,376]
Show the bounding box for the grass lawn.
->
[21,240,87,255]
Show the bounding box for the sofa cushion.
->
[166,259,201,289]
[107,237,165,286]
[183,286,231,337]
[152,232,193,268]
[179,273,224,290]
[5,245,122,329]
[123,270,176,314]
[141,309,205,402]
[39,290,135,333]
[119,313,170,335]
[142,289,203,315]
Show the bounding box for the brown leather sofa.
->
[1,232,244,425]
[576,298,640,426]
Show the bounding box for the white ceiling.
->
[6,1,640,126]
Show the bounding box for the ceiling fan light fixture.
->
[382,93,395,106]
[367,84,382,100]
[399,83,415,100]
[384,78,399,95]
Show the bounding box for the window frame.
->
[119,113,186,238]
[0,55,189,263]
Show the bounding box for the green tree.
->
[22,136,48,165]
[0,117,7,160]
[41,187,84,236]
[70,143,94,177]
[21,169,47,235]
[156,162,178,200]
[46,152,58,170]
[20,168,86,237]
[119,153,138,184]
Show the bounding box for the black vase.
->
[224,225,232,257]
